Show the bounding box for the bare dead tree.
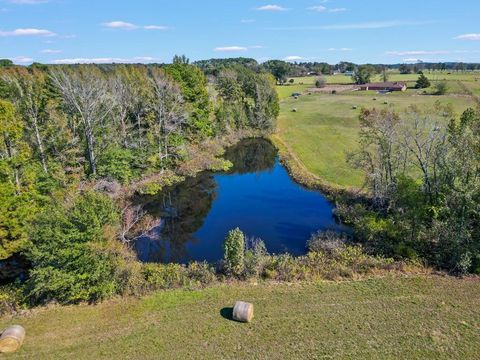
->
[120,204,145,243]
[50,66,115,175]
[401,108,447,204]
[119,204,159,244]
[110,74,135,149]
[149,69,186,164]
[349,108,408,206]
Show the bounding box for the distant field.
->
[1,276,479,359]
[280,72,480,101]
[278,75,350,99]
[276,73,479,188]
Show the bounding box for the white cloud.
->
[455,33,480,41]
[0,28,56,37]
[308,5,347,13]
[214,46,248,52]
[386,50,449,56]
[256,5,288,11]
[309,5,327,12]
[103,21,168,31]
[143,25,168,30]
[103,21,138,30]
[454,50,480,54]
[11,56,34,64]
[51,56,159,64]
[329,8,347,13]
[328,47,352,51]
[41,49,61,54]
[284,55,304,61]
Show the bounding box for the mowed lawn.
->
[1,276,479,359]
[276,74,478,188]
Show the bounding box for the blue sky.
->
[1,0,479,65]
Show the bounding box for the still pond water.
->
[133,138,348,263]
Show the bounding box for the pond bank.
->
[269,133,368,203]
[131,137,349,263]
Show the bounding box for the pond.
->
[133,138,349,263]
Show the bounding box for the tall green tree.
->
[164,63,212,138]
[0,99,40,259]
[415,73,431,89]
[3,68,50,173]
[223,228,245,276]
[263,60,290,85]
[352,65,375,85]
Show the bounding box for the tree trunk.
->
[32,116,48,174]
[3,136,20,192]
[83,116,97,175]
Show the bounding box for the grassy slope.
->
[276,74,478,188]
[1,276,479,359]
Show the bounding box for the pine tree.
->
[415,73,431,89]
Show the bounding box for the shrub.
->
[142,263,189,290]
[141,262,216,290]
[187,262,217,287]
[244,237,269,278]
[434,81,448,95]
[307,230,349,254]
[223,228,245,276]
[25,191,123,305]
[97,147,138,184]
[0,283,26,315]
[315,76,327,88]
[263,254,307,282]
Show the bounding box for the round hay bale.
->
[352,105,358,109]
[292,108,297,112]
[233,301,254,323]
[0,325,25,353]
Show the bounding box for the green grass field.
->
[281,72,480,99]
[1,276,479,359]
[276,73,479,188]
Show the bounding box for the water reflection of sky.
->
[134,139,349,264]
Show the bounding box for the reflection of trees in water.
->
[133,138,278,263]
[135,172,217,263]
[224,138,277,174]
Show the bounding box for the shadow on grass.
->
[220,307,234,321]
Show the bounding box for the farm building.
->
[359,82,407,92]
